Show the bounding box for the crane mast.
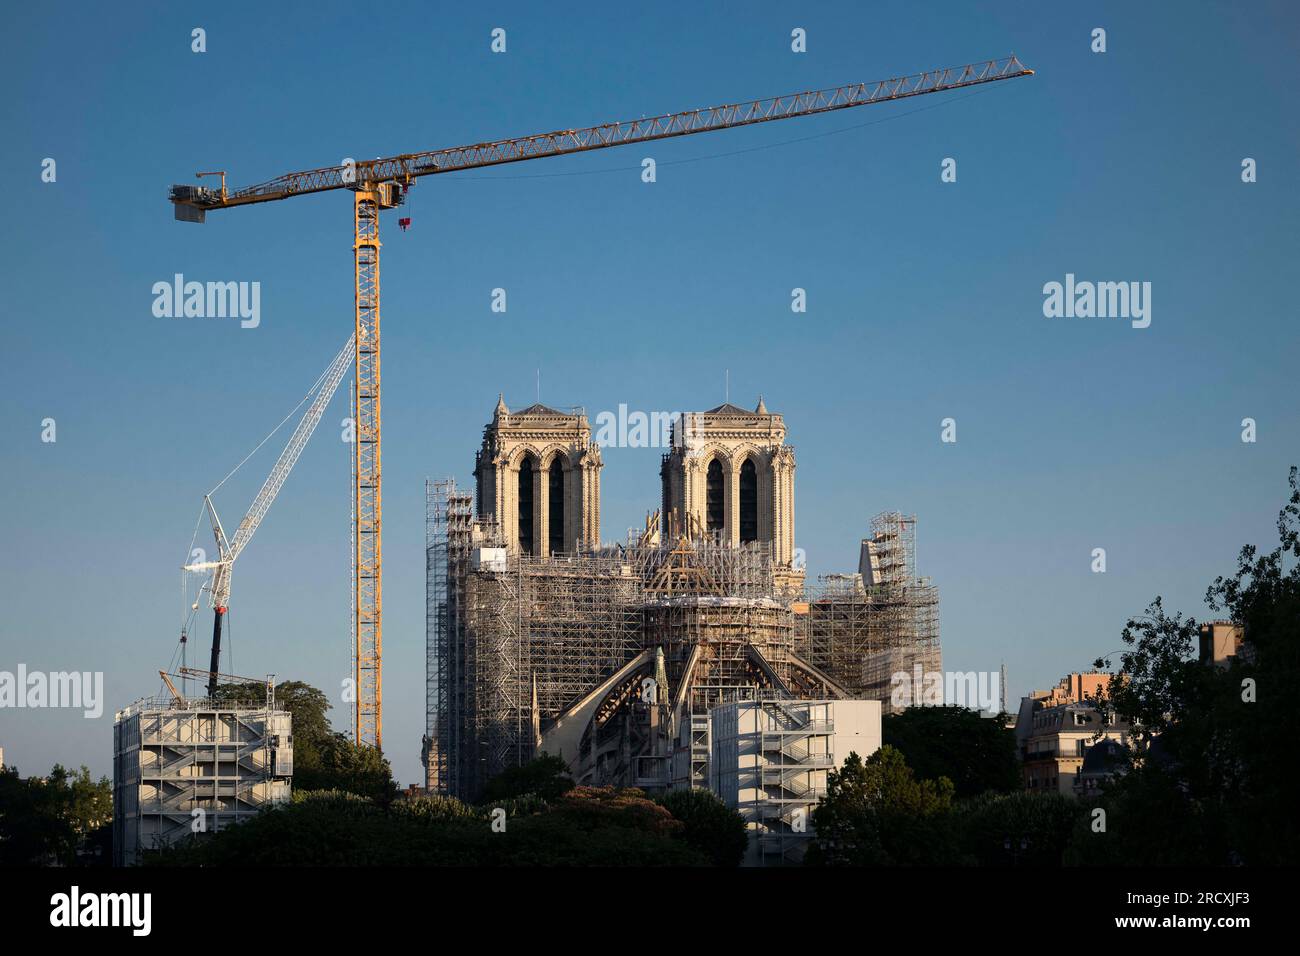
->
[170,55,1033,750]
[353,192,383,748]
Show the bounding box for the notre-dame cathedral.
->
[472,396,798,570]
[424,396,938,801]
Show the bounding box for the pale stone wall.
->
[660,401,796,567]
[474,397,602,554]
[473,396,794,564]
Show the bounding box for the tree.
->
[212,680,332,768]
[805,746,957,866]
[156,785,710,866]
[1093,597,1205,751]
[497,787,707,866]
[211,679,395,801]
[1074,466,1300,865]
[0,764,112,866]
[1064,762,1227,866]
[883,705,1019,797]
[1200,466,1300,864]
[656,788,749,866]
[295,734,398,804]
[52,765,113,862]
[954,791,1082,866]
[479,754,574,804]
[0,766,57,865]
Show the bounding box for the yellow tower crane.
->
[169,55,1033,750]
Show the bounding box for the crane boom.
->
[169,55,1032,216]
[228,334,356,565]
[168,53,1033,750]
[184,334,355,696]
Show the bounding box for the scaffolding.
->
[800,513,940,710]
[113,697,292,865]
[460,548,643,797]
[712,698,881,865]
[423,479,472,795]
[428,500,940,798]
[423,480,448,793]
[644,597,794,713]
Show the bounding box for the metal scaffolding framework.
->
[424,501,940,798]
[112,697,292,866]
[424,479,473,795]
[423,480,448,792]
[800,513,940,709]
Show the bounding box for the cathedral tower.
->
[659,398,796,568]
[475,396,602,555]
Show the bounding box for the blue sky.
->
[2,1,1297,786]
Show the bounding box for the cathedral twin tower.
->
[474,396,797,569]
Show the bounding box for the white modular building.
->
[113,696,292,865]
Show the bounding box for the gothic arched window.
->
[518,455,535,554]
[548,457,565,555]
[739,458,758,543]
[706,458,725,534]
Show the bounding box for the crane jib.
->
[168,55,1031,216]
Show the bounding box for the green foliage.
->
[294,734,398,804]
[1074,466,1300,865]
[212,679,396,802]
[805,746,958,865]
[212,680,334,771]
[289,788,376,812]
[655,788,749,866]
[1064,766,1227,866]
[0,764,112,866]
[953,791,1083,866]
[156,793,393,866]
[473,787,706,866]
[481,793,550,818]
[153,784,708,866]
[1093,597,1203,749]
[391,793,481,823]
[479,753,574,803]
[883,705,1019,798]
[805,751,1086,867]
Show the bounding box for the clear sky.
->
[2,1,1297,786]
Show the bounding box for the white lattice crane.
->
[183,336,355,696]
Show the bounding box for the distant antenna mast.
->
[1000,661,1008,713]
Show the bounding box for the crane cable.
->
[178,341,348,690]
[206,351,342,497]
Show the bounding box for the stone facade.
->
[474,396,602,555]
[660,399,797,568]
[471,394,797,573]
[430,395,937,800]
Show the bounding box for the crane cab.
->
[375,181,406,210]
